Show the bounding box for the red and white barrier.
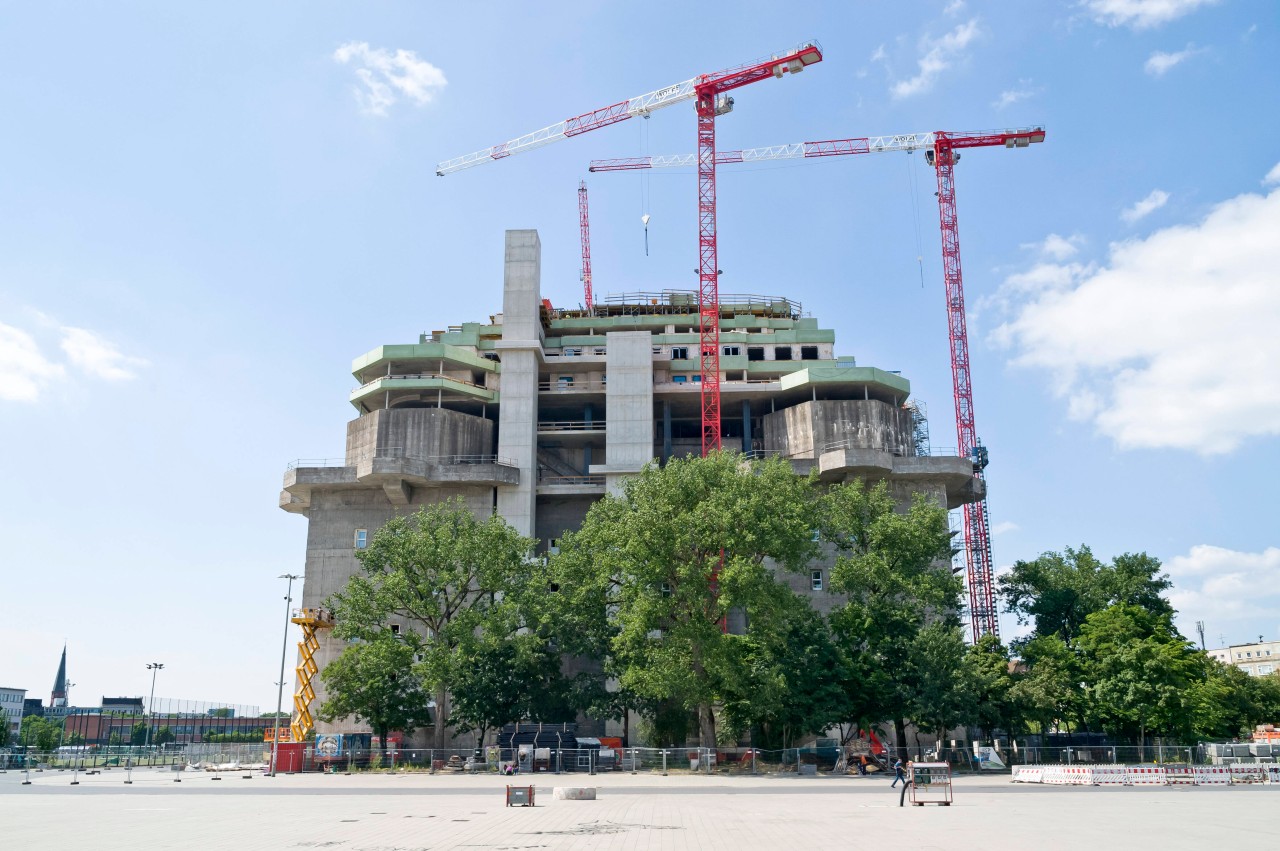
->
[1012,766,1043,783]
[1193,766,1231,786]
[1092,765,1128,786]
[1012,762,1280,788]
[1127,766,1167,785]
[1228,765,1266,785]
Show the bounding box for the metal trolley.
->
[909,762,953,806]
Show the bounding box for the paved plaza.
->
[2,765,1276,850]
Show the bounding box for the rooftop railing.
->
[287,451,517,472]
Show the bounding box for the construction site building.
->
[280,229,985,738]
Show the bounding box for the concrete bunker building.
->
[281,229,984,739]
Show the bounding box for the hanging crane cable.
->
[906,150,926,287]
[641,115,651,255]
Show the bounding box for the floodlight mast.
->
[591,126,1046,641]
[436,41,824,454]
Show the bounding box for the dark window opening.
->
[747,347,765,361]
[801,346,819,360]
[775,346,793,361]
[671,347,688,360]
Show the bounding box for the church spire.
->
[50,644,67,707]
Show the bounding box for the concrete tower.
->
[280,229,985,740]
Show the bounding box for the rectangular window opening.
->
[810,570,823,592]
[775,346,793,361]
[747,347,765,361]
[670,347,688,360]
[723,345,740,357]
[354,529,368,549]
[801,346,819,360]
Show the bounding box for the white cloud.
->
[1144,44,1205,76]
[891,19,981,99]
[60,326,147,381]
[1083,0,1219,30]
[992,83,1037,110]
[990,521,1019,536]
[1264,162,1280,186]
[1120,189,1170,223]
[944,0,967,16]
[1165,545,1280,645]
[1028,233,1084,261]
[333,42,447,117]
[990,168,1280,454]
[869,44,887,63]
[0,322,64,401]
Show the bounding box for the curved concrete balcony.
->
[349,374,497,411]
[280,453,519,512]
[815,443,984,509]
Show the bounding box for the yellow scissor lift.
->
[289,607,334,742]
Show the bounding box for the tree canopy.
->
[318,632,433,753]
[548,451,821,746]
[328,498,536,749]
[998,545,1172,646]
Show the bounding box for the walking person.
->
[858,754,869,776]
[890,757,905,788]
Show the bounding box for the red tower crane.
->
[589,126,1045,641]
[578,180,593,309]
[436,41,824,455]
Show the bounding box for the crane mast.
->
[590,126,1044,641]
[578,181,593,309]
[437,41,823,453]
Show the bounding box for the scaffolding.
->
[905,400,931,457]
[289,607,333,742]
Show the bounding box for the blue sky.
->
[1,1,1277,710]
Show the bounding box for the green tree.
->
[998,546,1172,646]
[152,726,176,746]
[1009,634,1080,734]
[0,722,10,749]
[318,632,433,758]
[964,633,1019,740]
[549,452,820,746]
[905,623,974,748]
[737,602,849,751]
[129,721,149,746]
[329,498,535,749]
[1075,604,1198,753]
[820,480,958,752]
[448,633,582,745]
[21,715,62,752]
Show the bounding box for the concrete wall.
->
[600,331,654,495]
[763,400,913,458]
[495,229,542,537]
[298,485,493,734]
[345,407,493,463]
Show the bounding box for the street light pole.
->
[272,573,301,778]
[144,663,164,749]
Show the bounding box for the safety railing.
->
[352,373,490,393]
[538,380,607,392]
[538,475,605,487]
[536,420,606,432]
[287,451,517,472]
[820,438,960,457]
